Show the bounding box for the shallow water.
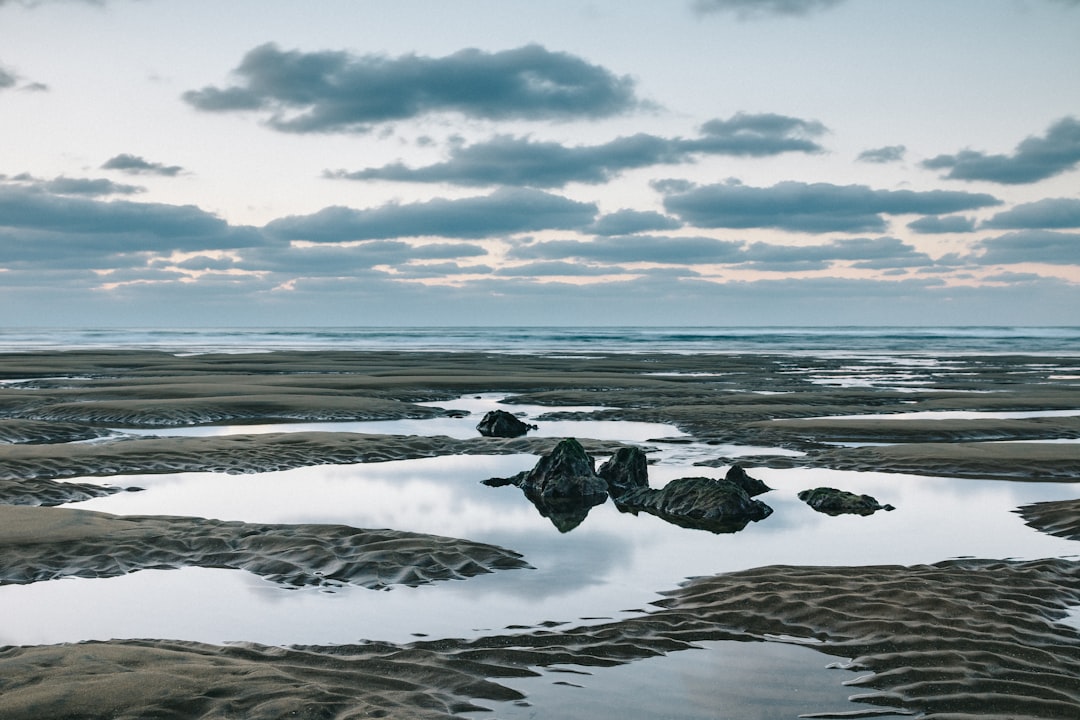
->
[3,451,1077,648]
[111,393,685,443]
[459,640,899,720]
[4,387,1080,718]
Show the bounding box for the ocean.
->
[2,326,1079,356]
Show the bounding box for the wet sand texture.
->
[0,505,530,589]
[1017,499,1080,541]
[2,350,1080,718]
[2,559,1078,719]
[0,433,628,484]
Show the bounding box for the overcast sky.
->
[2,0,1078,327]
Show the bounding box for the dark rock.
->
[476,409,537,438]
[724,464,772,497]
[516,438,608,506]
[483,438,608,532]
[616,477,773,534]
[597,447,650,495]
[797,487,895,516]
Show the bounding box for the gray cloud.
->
[971,230,1080,265]
[329,113,826,188]
[981,198,1080,230]
[183,43,640,133]
[0,185,263,264]
[265,188,596,242]
[3,173,143,197]
[102,153,185,177]
[693,0,845,18]
[241,240,485,275]
[0,64,14,89]
[493,261,620,277]
[587,209,682,236]
[740,236,934,270]
[907,215,976,234]
[923,116,1080,184]
[661,180,1001,233]
[392,262,494,279]
[508,235,745,264]
[508,234,935,271]
[857,145,906,163]
[41,176,143,196]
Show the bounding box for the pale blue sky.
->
[1,0,1078,326]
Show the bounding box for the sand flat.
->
[2,350,1080,718]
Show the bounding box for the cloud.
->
[328,113,826,188]
[183,43,640,133]
[240,240,486,276]
[0,64,14,90]
[587,209,682,236]
[509,235,745,264]
[923,116,1080,184]
[102,153,185,177]
[981,198,1080,229]
[740,236,934,270]
[693,0,845,19]
[265,188,596,242]
[971,230,1080,265]
[493,261,619,277]
[857,145,906,163]
[0,185,263,265]
[906,215,976,234]
[661,180,1001,233]
[3,173,143,197]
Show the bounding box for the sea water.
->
[2,325,1080,356]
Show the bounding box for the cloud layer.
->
[923,116,1080,184]
[661,181,1001,233]
[183,43,641,133]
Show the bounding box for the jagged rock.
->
[482,438,608,532]
[597,447,650,494]
[616,477,773,534]
[798,487,895,516]
[724,463,772,497]
[476,409,537,438]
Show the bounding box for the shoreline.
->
[2,349,1079,718]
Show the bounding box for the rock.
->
[482,438,608,532]
[797,487,895,516]
[476,409,537,438]
[516,438,608,506]
[617,477,773,534]
[724,464,772,497]
[597,447,650,495]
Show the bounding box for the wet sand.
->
[2,349,1079,718]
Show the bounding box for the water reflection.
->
[2,454,1068,648]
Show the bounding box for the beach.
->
[2,342,1080,718]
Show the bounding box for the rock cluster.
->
[600,448,773,533]
[486,441,773,534]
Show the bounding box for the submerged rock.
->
[476,409,537,438]
[482,438,608,532]
[724,463,772,497]
[597,446,650,494]
[616,476,773,534]
[798,487,895,516]
[598,447,772,533]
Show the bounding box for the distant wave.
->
[1,326,1078,356]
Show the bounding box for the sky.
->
[1,0,1079,327]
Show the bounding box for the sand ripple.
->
[0,432,627,481]
[3,559,1078,718]
[0,505,530,590]
[1017,499,1080,541]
